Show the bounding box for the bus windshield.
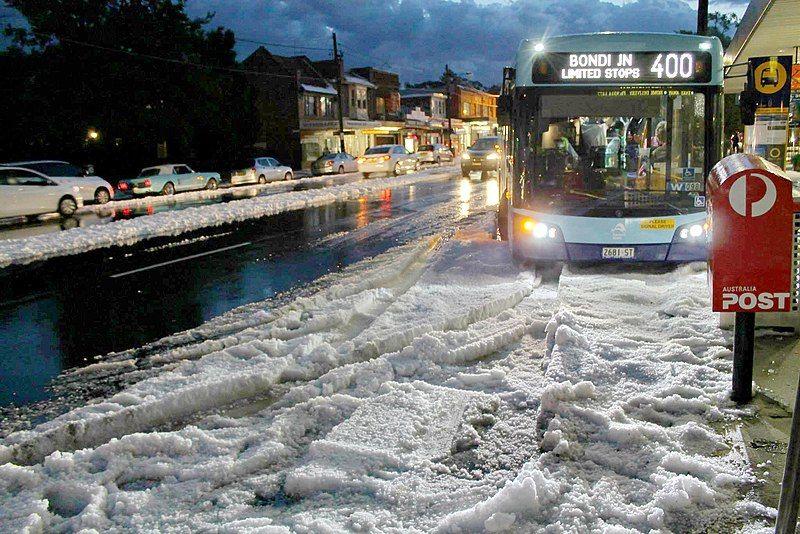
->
[518,89,706,217]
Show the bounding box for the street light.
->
[87,129,100,141]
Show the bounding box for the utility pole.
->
[697,0,708,35]
[445,64,453,151]
[333,32,346,152]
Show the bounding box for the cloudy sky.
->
[2,0,750,86]
[186,0,749,86]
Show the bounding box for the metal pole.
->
[445,64,453,151]
[731,311,755,403]
[776,371,800,533]
[333,32,346,153]
[697,0,709,36]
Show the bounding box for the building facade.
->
[449,84,499,147]
[400,89,448,152]
[242,47,341,169]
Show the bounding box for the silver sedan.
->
[231,157,293,185]
[357,145,419,178]
[311,152,359,175]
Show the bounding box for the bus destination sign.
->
[532,52,712,84]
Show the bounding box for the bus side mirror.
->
[739,90,757,126]
[497,94,511,126]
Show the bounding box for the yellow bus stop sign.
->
[754,60,788,94]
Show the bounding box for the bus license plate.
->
[602,247,634,259]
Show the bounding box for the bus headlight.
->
[676,223,707,241]
[533,222,548,238]
[520,217,561,240]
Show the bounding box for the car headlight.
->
[462,152,471,160]
[486,152,499,160]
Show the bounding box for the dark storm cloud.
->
[187,0,702,85]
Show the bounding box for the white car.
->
[3,160,114,204]
[357,145,419,178]
[0,166,84,218]
[231,157,293,185]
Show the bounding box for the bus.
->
[497,33,724,262]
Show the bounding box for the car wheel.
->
[436,157,441,166]
[162,182,175,196]
[461,169,470,178]
[480,171,488,181]
[94,188,110,204]
[284,172,292,181]
[338,165,344,174]
[206,178,218,190]
[58,196,78,217]
[258,175,267,184]
[393,162,401,176]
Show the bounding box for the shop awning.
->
[724,0,800,93]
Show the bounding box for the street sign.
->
[747,56,793,108]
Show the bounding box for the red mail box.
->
[707,154,796,312]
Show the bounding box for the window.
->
[351,90,356,109]
[518,90,706,216]
[5,169,50,185]
[173,166,191,174]
[304,95,316,117]
[267,158,279,166]
[365,146,392,155]
[138,168,161,177]
[462,102,469,116]
[19,162,82,177]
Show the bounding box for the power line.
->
[27,31,304,80]
[236,37,330,52]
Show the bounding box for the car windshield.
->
[138,168,161,177]
[471,138,499,151]
[20,162,83,176]
[418,145,434,151]
[317,154,337,160]
[365,146,392,154]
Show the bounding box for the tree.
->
[679,11,740,48]
[0,0,258,176]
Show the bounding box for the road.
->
[0,175,497,410]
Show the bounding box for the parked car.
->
[230,157,293,185]
[116,164,221,196]
[2,160,114,204]
[416,144,453,165]
[461,136,502,177]
[357,145,419,178]
[0,166,84,218]
[311,152,358,175]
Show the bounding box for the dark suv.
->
[461,136,501,177]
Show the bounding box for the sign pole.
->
[776,371,800,534]
[731,311,755,403]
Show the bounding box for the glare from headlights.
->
[533,222,548,239]
[522,218,535,233]
[548,227,556,239]
[462,152,470,160]
[680,228,689,239]
[486,152,499,160]
[534,42,545,52]
[689,224,703,237]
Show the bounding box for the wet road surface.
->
[0,176,497,407]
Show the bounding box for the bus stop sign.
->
[707,153,795,312]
